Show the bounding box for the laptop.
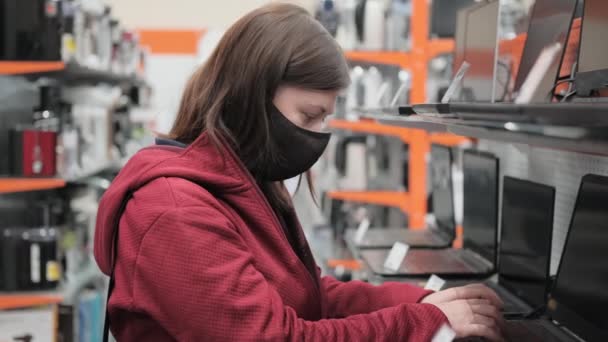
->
[574,0,608,96]
[359,150,499,278]
[451,0,580,121]
[412,1,500,116]
[399,3,476,117]
[344,145,455,249]
[445,177,555,318]
[503,174,608,342]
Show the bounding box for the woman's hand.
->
[434,298,504,341]
[422,283,504,308]
[422,284,505,341]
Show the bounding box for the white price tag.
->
[431,324,456,342]
[353,218,371,244]
[424,274,446,291]
[383,242,409,272]
[30,243,41,284]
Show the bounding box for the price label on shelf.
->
[353,218,371,244]
[383,242,409,272]
[424,274,446,291]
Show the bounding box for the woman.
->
[95,4,504,341]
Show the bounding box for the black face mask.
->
[259,105,331,181]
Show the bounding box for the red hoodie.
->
[94,133,448,341]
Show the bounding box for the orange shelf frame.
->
[0,61,65,75]
[344,51,412,69]
[427,39,455,59]
[328,190,410,214]
[329,119,413,143]
[0,178,66,194]
[0,294,63,310]
[330,119,470,147]
[430,133,471,146]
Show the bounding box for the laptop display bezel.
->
[430,145,456,239]
[462,150,500,266]
[548,174,608,342]
[574,0,608,96]
[511,0,579,100]
[498,176,555,310]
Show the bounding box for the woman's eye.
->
[303,113,316,122]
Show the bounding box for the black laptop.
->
[503,174,608,342]
[344,145,455,249]
[446,177,555,318]
[359,150,499,278]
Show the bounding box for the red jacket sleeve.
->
[321,274,436,318]
[132,206,448,341]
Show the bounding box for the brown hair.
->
[170,3,350,212]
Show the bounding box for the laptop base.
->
[360,248,494,278]
[504,319,578,342]
[344,227,453,249]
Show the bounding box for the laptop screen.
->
[431,145,455,236]
[461,0,500,102]
[499,177,555,309]
[511,0,578,101]
[550,174,608,342]
[578,0,608,74]
[463,151,499,264]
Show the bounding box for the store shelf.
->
[0,61,65,75]
[0,178,66,194]
[344,51,412,69]
[0,293,63,310]
[0,158,128,194]
[370,114,608,157]
[429,133,471,146]
[330,118,470,146]
[328,190,409,213]
[16,62,148,87]
[329,119,414,143]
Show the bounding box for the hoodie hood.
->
[94,134,251,275]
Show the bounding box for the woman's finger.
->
[471,302,504,326]
[460,284,504,308]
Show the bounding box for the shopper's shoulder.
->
[135,176,224,211]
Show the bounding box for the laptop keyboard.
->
[504,320,562,342]
[403,249,474,274]
[358,229,446,247]
[485,283,526,314]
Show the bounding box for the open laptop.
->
[344,145,455,249]
[359,150,499,278]
[445,177,555,318]
[412,0,500,116]
[503,174,608,342]
[399,2,479,117]
[450,0,581,121]
[574,0,608,96]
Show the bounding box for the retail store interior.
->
[2,0,608,341]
